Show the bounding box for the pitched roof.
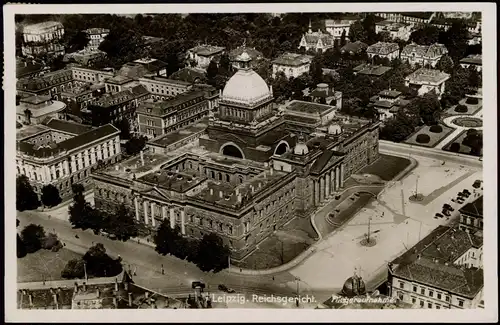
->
[459,196,483,219]
[401,43,448,58]
[391,226,483,299]
[405,68,450,84]
[44,118,94,135]
[272,53,313,66]
[302,30,335,47]
[189,45,225,57]
[460,54,482,65]
[310,150,336,174]
[137,90,206,117]
[16,59,46,78]
[401,12,434,20]
[17,69,73,92]
[366,42,399,55]
[169,67,206,84]
[341,41,368,54]
[353,64,392,76]
[94,85,149,108]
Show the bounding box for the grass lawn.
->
[445,98,482,116]
[357,154,412,181]
[404,123,455,148]
[442,130,483,156]
[237,217,317,270]
[17,248,82,283]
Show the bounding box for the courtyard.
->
[404,123,455,148]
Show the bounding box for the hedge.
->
[455,105,468,113]
[416,134,431,144]
[429,125,443,133]
[450,142,461,152]
[466,97,479,105]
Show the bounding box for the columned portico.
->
[340,163,345,188]
[143,200,149,225]
[180,210,186,234]
[162,206,167,221]
[320,177,325,202]
[169,208,175,229]
[150,202,156,227]
[134,197,140,221]
[335,166,340,190]
[325,173,330,197]
[314,180,320,206]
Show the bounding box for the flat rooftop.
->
[99,151,174,180]
[16,124,50,141]
[138,169,203,193]
[148,120,208,147]
[405,68,450,84]
[353,64,392,76]
[286,100,335,114]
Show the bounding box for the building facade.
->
[22,21,65,58]
[404,68,450,99]
[324,19,357,41]
[400,43,448,68]
[91,53,380,262]
[138,76,193,101]
[187,45,226,69]
[375,20,412,41]
[16,119,121,198]
[16,96,66,125]
[83,28,110,50]
[458,195,483,233]
[388,226,483,309]
[272,52,313,79]
[459,54,482,72]
[299,23,335,52]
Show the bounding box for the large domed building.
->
[200,51,294,162]
[341,273,367,298]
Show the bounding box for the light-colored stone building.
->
[375,20,412,41]
[404,68,450,99]
[83,28,109,51]
[22,21,65,58]
[299,22,335,52]
[272,52,313,79]
[324,18,357,41]
[400,43,448,68]
[187,45,225,69]
[460,54,482,72]
[16,95,66,125]
[366,42,400,61]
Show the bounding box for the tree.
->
[309,56,324,85]
[16,175,40,211]
[206,60,219,86]
[66,30,89,53]
[411,92,442,125]
[218,53,232,77]
[69,185,102,232]
[409,25,441,45]
[61,258,86,279]
[441,20,469,62]
[104,204,138,241]
[435,55,454,75]
[125,135,147,156]
[155,220,185,256]
[40,184,62,208]
[462,129,483,156]
[42,233,63,252]
[340,29,347,47]
[115,118,131,140]
[83,243,123,278]
[449,142,461,152]
[17,234,27,258]
[348,20,365,43]
[195,233,230,273]
[21,224,46,254]
[380,110,419,142]
[467,66,481,90]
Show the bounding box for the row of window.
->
[400,281,452,303]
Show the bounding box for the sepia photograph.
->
[3,2,497,323]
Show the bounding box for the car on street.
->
[442,210,451,217]
[435,213,444,219]
[473,180,482,189]
[218,284,235,293]
[443,204,454,211]
[457,192,466,197]
[463,189,471,195]
[456,197,465,204]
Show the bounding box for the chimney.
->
[140,150,144,166]
[145,292,149,299]
[24,61,27,67]
[258,182,262,189]
[219,190,223,199]
[74,282,78,293]
[128,292,133,307]
[124,281,129,291]
[115,277,119,291]
[235,188,239,195]
[250,185,255,193]
[53,293,59,309]
[83,282,87,291]
[96,288,100,297]
[210,188,214,195]
[113,297,118,308]
[28,293,33,307]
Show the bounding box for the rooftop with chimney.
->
[390,225,483,299]
[405,68,450,85]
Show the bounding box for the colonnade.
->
[134,197,185,234]
[314,163,345,206]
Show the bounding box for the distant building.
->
[187,45,226,69]
[307,83,343,109]
[69,65,115,84]
[63,49,107,66]
[388,226,483,309]
[376,12,436,25]
[299,22,335,53]
[229,46,263,69]
[272,52,313,79]
[16,119,121,197]
[459,195,483,234]
[404,68,450,99]
[17,273,186,309]
[375,20,412,41]
[116,58,168,80]
[16,58,48,79]
[460,54,482,72]
[22,21,65,58]
[104,75,137,94]
[169,67,207,84]
[368,89,410,121]
[16,95,66,125]
[324,18,358,41]
[17,69,75,98]
[131,58,168,77]
[340,41,368,55]
[400,43,448,68]
[138,76,193,101]
[83,28,110,51]
[353,63,392,78]
[136,85,218,138]
[84,84,150,128]
[366,42,400,61]
[60,83,106,111]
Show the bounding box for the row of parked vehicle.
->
[434,179,481,219]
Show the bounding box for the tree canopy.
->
[16,175,40,211]
[21,224,46,254]
[196,233,230,273]
[104,204,138,241]
[41,184,62,208]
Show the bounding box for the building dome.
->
[341,274,366,298]
[221,51,273,107]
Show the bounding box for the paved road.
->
[16,210,330,308]
[379,140,482,169]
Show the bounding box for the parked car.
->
[442,210,451,217]
[435,213,444,219]
[457,192,466,197]
[443,204,454,211]
[218,284,235,293]
[473,180,482,189]
[108,233,117,240]
[463,189,471,195]
[457,197,465,204]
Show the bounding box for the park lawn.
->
[17,248,82,283]
[442,130,483,156]
[404,124,455,148]
[358,154,412,181]
[445,98,482,116]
